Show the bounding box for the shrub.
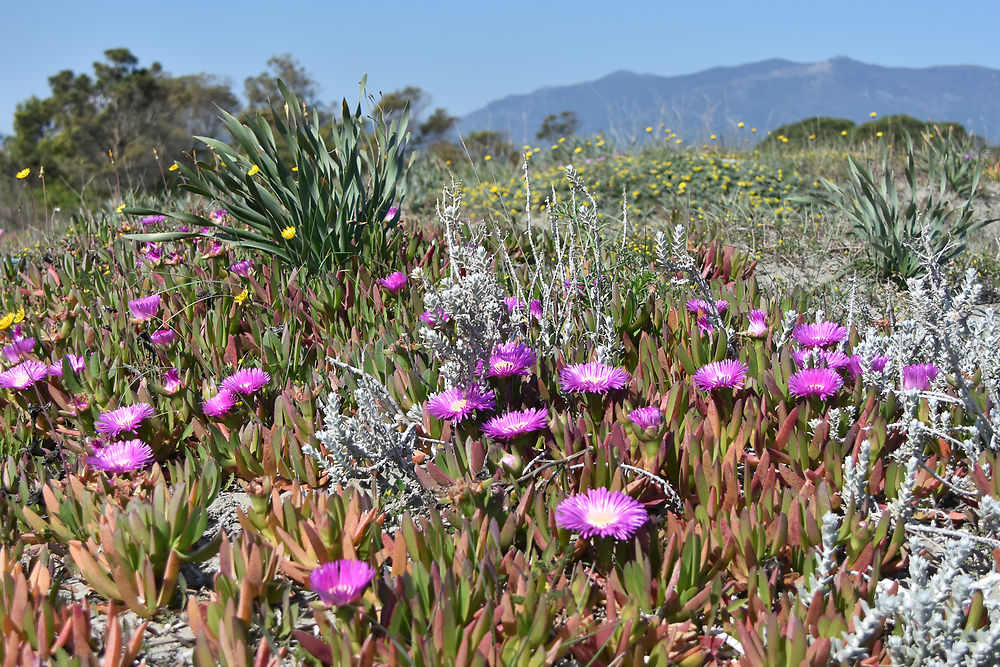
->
[127,77,412,273]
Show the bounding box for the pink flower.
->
[2,336,35,363]
[128,295,161,323]
[555,488,648,540]
[203,390,237,417]
[869,355,890,372]
[787,368,844,400]
[482,407,548,440]
[792,321,848,348]
[628,406,663,429]
[220,369,270,395]
[529,300,543,320]
[693,360,749,392]
[384,206,399,221]
[88,439,154,474]
[558,362,630,395]
[310,560,376,606]
[426,386,495,422]
[377,272,408,294]
[686,298,728,314]
[95,403,155,438]
[229,259,253,276]
[162,368,182,395]
[150,328,176,346]
[745,310,768,337]
[418,309,450,327]
[210,209,229,223]
[139,216,166,227]
[0,360,49,390]
[486,342,536,378]
[903,364,939,391]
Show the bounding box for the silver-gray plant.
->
[834,537,1000,665]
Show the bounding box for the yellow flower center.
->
[449,399,468,413]
[586,508,618,528]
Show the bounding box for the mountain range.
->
[456,57,1000,145]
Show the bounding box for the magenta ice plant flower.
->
[95,403,155,438]
[418,309,451,327]
[203,390,237,417]
[487,342,536,378]
[482,407,548,440]
[229,259,253,276]
[2,336,35,363]
[150,328,176,346]
[555,488,648,540]
[628,406,663,429]
[745,309,768,337]
[792,348,851,371]
[384,205,399,221]
[220,368,270,395]
[787,368,844,400]
[88,439,154,474]
[792,321,848,348]
[902,363,939,391]
[686,298,728,314]
[696,315,714,335]
[529,300,543,320]
[128,295,161,323]
[377,272,408,294]
[0,360,49,390]
[558,362,630,395]
[426,386,495,422]
[869,355,890,372]
[310,560,377,606]
[140,215,166,227]
[693,360,749,392]
[162,368,182,395]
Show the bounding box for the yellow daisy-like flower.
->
[484,155,492,161]
[870,111,878,118]
[13,307,25,324]
[116,203,126,213]
[248,165,260,176]
[281,226,296,240]
[876,131,884,138]
[234,288,249,304]
[15,168,30,179]
[0,312,14,330]
[291,166,299,172]
[737,121,745,128]
[169,163,180,172]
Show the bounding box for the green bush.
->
[757,116,856,149]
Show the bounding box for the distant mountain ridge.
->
[457,57,1000,145]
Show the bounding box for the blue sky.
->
[3,0,999,136]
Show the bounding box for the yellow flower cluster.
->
[0,307,26,331]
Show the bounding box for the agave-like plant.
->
[126,76,411,273]
[814,136,995,286]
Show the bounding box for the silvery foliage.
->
[415,182,514,388]
[304,358,418,497]
[654,224,737,358]
[798,512,842,600]
[497,163,627,364]
[833,537,1000,665]
[979,496,1000,539]
[840,439,872,516]
[855,230,999,460]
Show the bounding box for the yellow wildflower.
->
[169,163,180,171]
[0,312,13,330]
[234,288,249,304]
[870,111,877,118]
[248,165,260,176]
[13,307,25,323]
[15,168,30,179]
[116,203,126,213]
[484,155,492,161]
[281,226,296,240]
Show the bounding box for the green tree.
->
[243,53,323,112]
[536,111,579,142]
[419,107,457,145]
[5,48,238,204]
